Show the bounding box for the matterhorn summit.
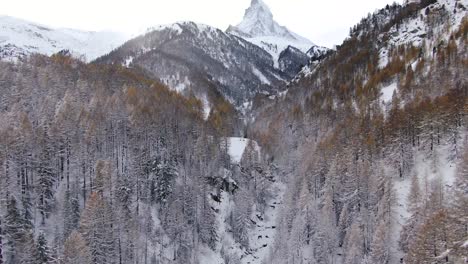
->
[227,0,324,67]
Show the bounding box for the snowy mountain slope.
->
[296,0,467,80]
[227,0,328,68]
[378,0,468,68]
[96,21,290,106]
[0,16,128,62]
[278,46,310,76]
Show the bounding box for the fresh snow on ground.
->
[201,94,211,120]
[252,65,271,85]
[242,182,285,264]
[381,82,398,104]
[463,240,468,248]
[228,138,250,163]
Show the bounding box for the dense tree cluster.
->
[0,54,248,263]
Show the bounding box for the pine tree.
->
[232,188,252,249]
[154,158,178,205]
[3,197,24,263]
[199,196,218,250]
[63,190,80,240]
[36,127,56,225]
[21,192,33,231]
[34,233,51,264]
[370,220,390,264]
[0,219,4,264]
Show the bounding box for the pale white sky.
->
[1,0,402,47]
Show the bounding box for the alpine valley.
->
[0,0,466,264]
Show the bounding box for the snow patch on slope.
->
[381,82,398,104]
[252,65,271,85]
[242,182,285,264]
[228,138,250,163]
[201,95,211,120]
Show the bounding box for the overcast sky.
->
[1,0,403,48]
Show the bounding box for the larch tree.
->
[370,220,390,264]
[344,220,364,264]
[62,231,92,264]
[79,192,115,264]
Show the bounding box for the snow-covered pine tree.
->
[232,188,252,249]
[3,197,23,263]
[199,195,218,250]
[63,190,80,241]
[0,219,3,264]
[21,191,33,231]
[34,233,51,264]
[36,125,56,225]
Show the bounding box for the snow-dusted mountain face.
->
[96,21,291,107]
[0,16,128,62]
[227,0,328,69]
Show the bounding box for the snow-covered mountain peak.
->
[0,15,128,62]
[231,0,310,43]
[227,0,325,68]
[240,0,275,36]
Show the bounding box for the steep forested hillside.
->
[0,54,263,263]
[249,0,467,263]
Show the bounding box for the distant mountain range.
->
[0,0,326,109]
[0,16,128,62]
